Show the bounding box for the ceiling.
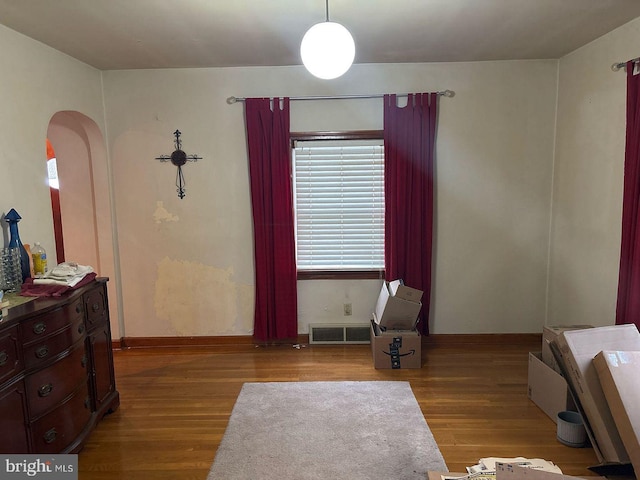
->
[1,0,640,71]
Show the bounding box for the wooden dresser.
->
[0,277,119,453]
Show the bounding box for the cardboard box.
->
[593,350,640,478]
[429,464,609,480]
[527,352,576,423]
[427,473,466,480]
[370,320,421,369]
[542,325,592,373]
[388,279,423,302]
[555,324,640,463]
[495,463,608,480]
[373,280,422,330]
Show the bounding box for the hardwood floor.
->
[78,338,599,479]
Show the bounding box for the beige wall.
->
[548,17,640,327]
[0,25,105,248]
[103,60,557,336]
[0,25,119,336]
[3,15,640,338]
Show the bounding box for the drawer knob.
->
[43,428,57,444]
[81,356,88,368]
[33,322,46,335]
[35,345,49,359]
[92,303,100,313]
[38,383,54,397]
[78,323,85,335]
[76,304,83,314]
[0,350,7,366]
[84,397,91,410]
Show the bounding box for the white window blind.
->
[293,139,385,270]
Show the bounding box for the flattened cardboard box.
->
[495,463,608,480]
[542,325,592,374]
[374,280,423,330]
[593,350,640,478]
[527,352,576,423]
[370,320,421,369]
[429,465,608,480]
[556,324,640,464]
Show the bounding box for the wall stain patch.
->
[153,201,179,223]
[154,257,252,335]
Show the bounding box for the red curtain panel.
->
[383,93,438,335]
[616,62,640,329]
[245,98,298,341]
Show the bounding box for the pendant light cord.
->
[325,0,330,22]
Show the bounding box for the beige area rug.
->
[207,381,447,480]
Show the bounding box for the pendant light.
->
[300,0,355,80]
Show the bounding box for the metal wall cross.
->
[155,130,202,199]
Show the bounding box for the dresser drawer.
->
[84,286,108,331]
[23,317,86,370]
[22,297,84,344]
[26,344,88,419]
[0,325,22,385]
[0,380,29,453]
[30,382,91,454]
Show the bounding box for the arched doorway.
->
[47,112,100,269]
[47,111,104,269]
[46,111,121,338]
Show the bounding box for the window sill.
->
[297,270,385,280]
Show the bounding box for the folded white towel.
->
[33,262,94,287]
[48,262,93,279]
[33,275,87,288]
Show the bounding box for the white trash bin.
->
[556,410,587,447]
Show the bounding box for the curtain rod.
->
[226,90,455,105]
[612,57,640,71]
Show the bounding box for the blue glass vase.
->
[5,208,31,282]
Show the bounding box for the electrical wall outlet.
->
[344,303,352,316]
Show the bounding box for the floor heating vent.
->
[308,323,371,344]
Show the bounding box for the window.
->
[47,157,59,189]
[292,132,384,277]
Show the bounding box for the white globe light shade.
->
[300,21,355,79]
